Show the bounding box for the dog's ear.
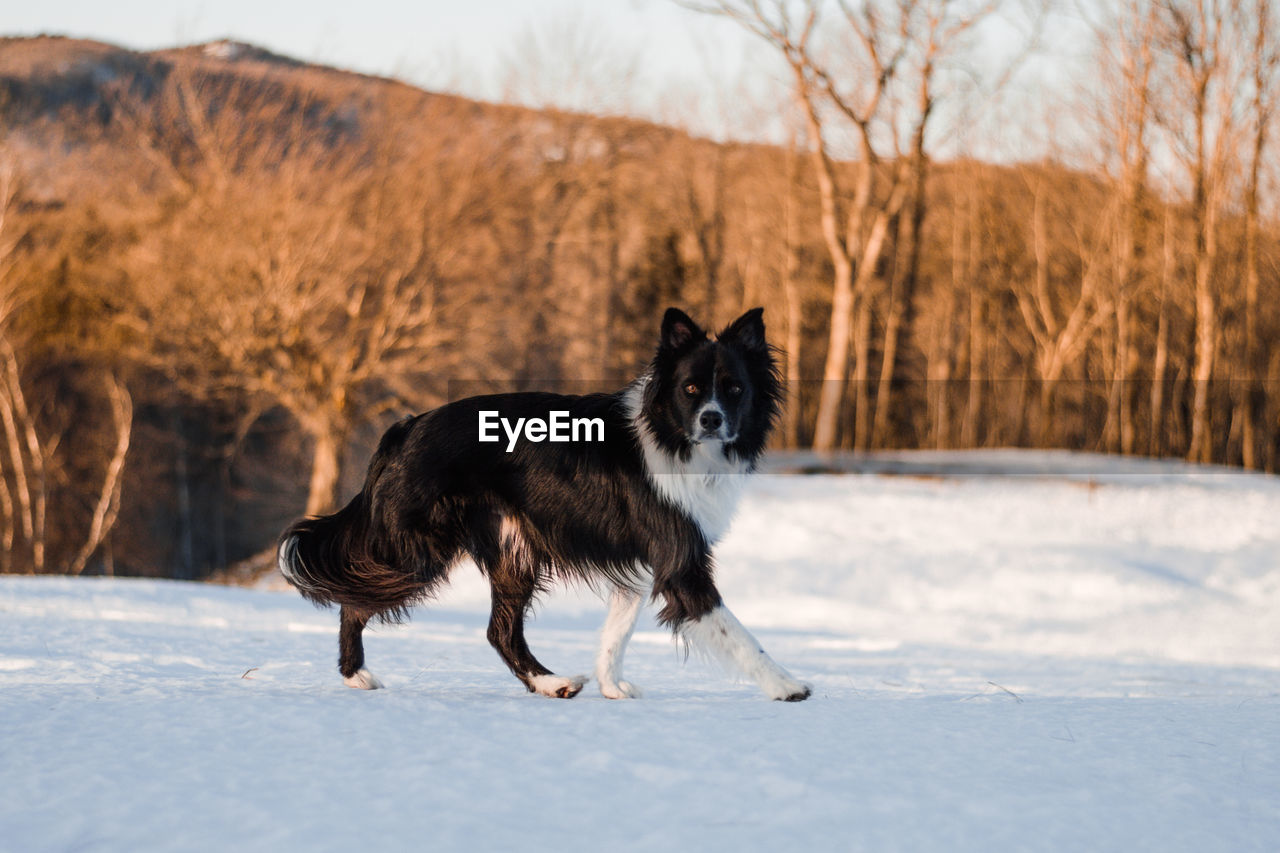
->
[720,307,767,352]
[660,307,707,351]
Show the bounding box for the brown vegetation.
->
[0,2,1277,577]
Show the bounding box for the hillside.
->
[1,36,438,201]
[2,34,1279,580]
[3,453,1279,850]
[0,35,682,205]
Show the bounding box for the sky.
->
[3,1,1093,158]
[3,1,774,133]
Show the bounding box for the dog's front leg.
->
[652,548,810,701]
[679,603,812,702]
[595,585,645,699]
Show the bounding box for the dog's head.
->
[641,307,782,462]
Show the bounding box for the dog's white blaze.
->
[680,605,811,701]
[343,668,383,690]
[623,382,749,544]
[696,399,725,427]
[696,396,738,442]
[595,584,645,699]
[528,673,587,697]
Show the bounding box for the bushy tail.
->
[277,418,425,622]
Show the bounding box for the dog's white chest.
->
[643,442,748,543]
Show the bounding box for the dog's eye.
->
[726,383,743,396]
[683,383,700,397]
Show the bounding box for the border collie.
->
[277,307,811,701]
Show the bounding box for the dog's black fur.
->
[278,307,797,698]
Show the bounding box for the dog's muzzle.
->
[695,404,734,442]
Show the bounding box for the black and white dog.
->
[278,307,810,701]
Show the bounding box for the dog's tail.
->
[277,418,424,622]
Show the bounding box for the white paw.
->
[765,678,811,702]
[600,679,643,699]
[528,673,587,698]
[343,668,384,690]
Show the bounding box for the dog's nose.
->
[699,410,723,432]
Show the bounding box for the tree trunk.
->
[1040,372,1060,448]
[1012,371,1031,447]
[173,411,195,579]
[962,190,984,449]
[874,299,903,448]
[851,298,874,450]
[964,291,985,448]
[1119,293,1135,454]
[0,343,45,571]
[305,424,346,517]
[70,378,132,576]
[1240,8,1269,468]
[1186,24,1219,466]
[1102,294,1133,454]
[811,265,854,452]
[849,174,910,451]
[875,44,934,450]
[698,147,726,321]
[873,198,919,448]
[873,191,927,448]
[808,136,857,454]
[0,458,13,572]
[599,185,621,376]
[930,285,956,450]
[782,134,804,449]
[784,285,804,448]
[1188,240,1216,464]
[1150,210,1173,457]
[1110,0,1152,457]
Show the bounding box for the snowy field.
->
[3,450,1279,851]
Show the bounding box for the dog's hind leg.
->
[339,606,383,690]
[595,584,645,699]
[485,558,586,699]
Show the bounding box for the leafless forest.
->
[1,0,1278,578]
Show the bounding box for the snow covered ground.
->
[2,451,1279,851]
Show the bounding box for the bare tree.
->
[1155,0,1241,463]
[955,165,987,449]
[0,160,134,574]
[1089,0,1160,455]
[1009,172,1110,445]
[1149,205,1177,457]
[0,162,45,572]
[0,343,46,572]
[872,0,989,448]
[500,13,640,117]
[684,1,911,450]
[66,377,132,576]
[120,71,490,515]
[1239,0,1278,468]
[782,127,807,447]
[685,0,1003,451]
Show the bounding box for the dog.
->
[277,307,811,701]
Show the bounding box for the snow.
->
[2,450,1279,851]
